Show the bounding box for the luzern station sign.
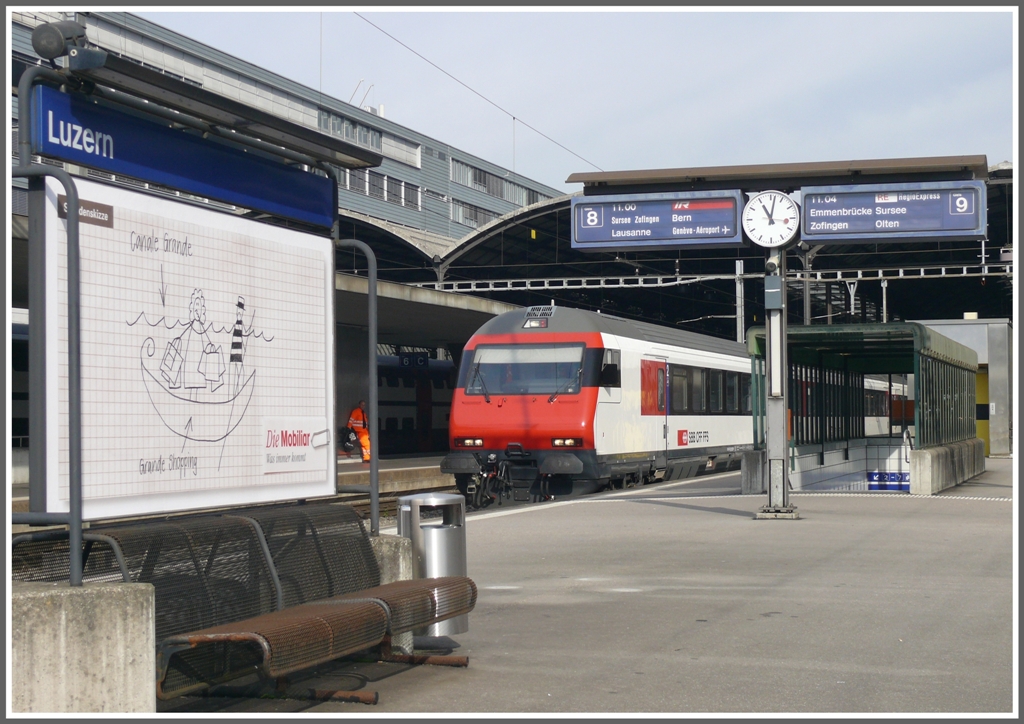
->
[32,85,336,229]
[572,180,986,250]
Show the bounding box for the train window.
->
[691,368,705,412]
[12,340,28,372]
[657,368,666,412]
[377,375,383,387]
[709,370,723,413]
[670,366,689,414]
[740,373,752,414]
[599,349,621,387]
[725,371,739,413]
[432,377,445,390]
[455,349,476,388]
[386,374,399,387]
[402,376,415,388]
[465,343,585,396]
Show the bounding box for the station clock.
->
[742,191,800,248]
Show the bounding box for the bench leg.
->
[307,688,379,705]
[203,678,379,705]
[378,636,469,668]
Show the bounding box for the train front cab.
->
[442,328,614,505]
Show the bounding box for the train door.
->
[640,356,669,454]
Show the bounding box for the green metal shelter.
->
[746,322,979,452]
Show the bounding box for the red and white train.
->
[441,305,755,507]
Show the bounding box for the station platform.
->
[336,454,452,495]
[158,456,1015,715]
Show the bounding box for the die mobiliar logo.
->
[266,429,312,448]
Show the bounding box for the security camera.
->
[765,259,778,274]
[31,21,87,60]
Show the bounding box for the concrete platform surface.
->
[158,457,1016,715]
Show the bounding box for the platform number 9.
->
[949,192,974,215]
[580,206,603,228]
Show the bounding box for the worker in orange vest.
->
[348,399,371,462]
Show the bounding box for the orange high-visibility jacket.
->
[348,407,368,430]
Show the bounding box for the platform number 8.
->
[580,206,603,228]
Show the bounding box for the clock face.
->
[742,191,800,248]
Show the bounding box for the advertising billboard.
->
[42,177,336,519]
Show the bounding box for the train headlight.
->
[456,438,484,447]
[552,437,583,447]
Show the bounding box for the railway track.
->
[342,485,459,521]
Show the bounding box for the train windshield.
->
[463,343,585,396]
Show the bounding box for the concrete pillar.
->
[987,323,1011,455]
[11,581,155,713]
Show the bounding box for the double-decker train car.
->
[441,305,755,507]
[375,354,456,455]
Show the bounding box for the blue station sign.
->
[31,85,336,229]
[571,190,744,251]
[800,181,986,243]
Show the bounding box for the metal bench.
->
[12,501,477,703]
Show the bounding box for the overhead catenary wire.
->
[352,12,603,173]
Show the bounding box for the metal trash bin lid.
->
[397,492,465,507]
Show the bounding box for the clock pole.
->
[756,247,799,520]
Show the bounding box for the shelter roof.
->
[745,322,979,374]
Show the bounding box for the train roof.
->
[471,306,750,358]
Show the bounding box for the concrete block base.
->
[909,438,986,495]
[12,581,155,713]
[754,509,801,520]
[369,534,414,654]
[741,450,766,495]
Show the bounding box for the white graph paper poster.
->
[43,177,335,519]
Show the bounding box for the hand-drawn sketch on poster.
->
[133,290,262,454]
[44,178,335,520]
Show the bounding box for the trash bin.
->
[397,492,468,635]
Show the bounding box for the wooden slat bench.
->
[12,501,477,703]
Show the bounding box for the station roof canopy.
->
[566,155,990,191]
[435,157,1011,339]
[745,322,979,374]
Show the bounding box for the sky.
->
[135,9,1015,195]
